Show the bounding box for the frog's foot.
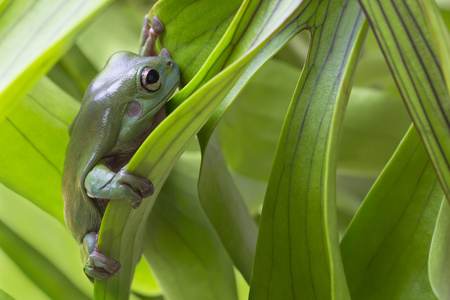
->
[81,232,120,282]
[85,164,154,209]
[84,248,121,282]
[141,16,167,57]
[114,169,154,209]
[150,16,164,37]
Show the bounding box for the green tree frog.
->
[62,16,179,281]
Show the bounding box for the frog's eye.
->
[141,67,161,92]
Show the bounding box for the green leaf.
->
[429,197,450,299]
[341,126,442,299]
[143,148,238,300]
[0,76,79,223]
[0,0,111,121]
[152,0,243,86]
[357,0,450,201]
[249,2,366,299]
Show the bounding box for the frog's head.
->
[85,51,180,151]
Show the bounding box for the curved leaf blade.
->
[0,0,111,121]
[357,0,450,201]
[249,2,366,298]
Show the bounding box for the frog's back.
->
[62,86,123,244]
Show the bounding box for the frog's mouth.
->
[138,82,179,121]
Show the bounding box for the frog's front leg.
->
[85,161,154,209]
[139,15,170,57]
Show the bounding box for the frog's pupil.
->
[146,69,159,84]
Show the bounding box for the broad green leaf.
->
[0,76,78,223]
[250,3,366,299]
[341,126,442,299]
[143,148,238,300]
[0,0,111,121]
[152,0,243,86]
[429,198,450,299]
[357,0,450,201]
[0,184,91,300]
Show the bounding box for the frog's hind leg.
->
[139,15,170,57]
[81,232,120,282]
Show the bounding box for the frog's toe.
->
[151,16,164,35]
[116,169,154,199]
[139,180,154,198]
[84,249,120,281]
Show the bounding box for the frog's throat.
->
[137,82,178,121]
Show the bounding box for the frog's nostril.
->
[166,61,173,67]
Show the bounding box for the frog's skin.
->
[62,16,179,281]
